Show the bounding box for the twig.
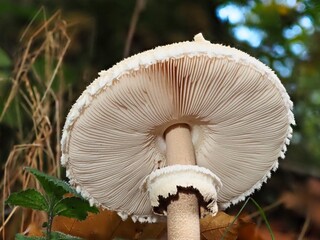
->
[123,0,146,58]
[20,7,45,42]
[0,10,61,121]
[0,207,18,234]
[0,8,71,239]
[298,211,310,240]
[41,19,70,103]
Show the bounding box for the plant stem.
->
[46,199,54,240]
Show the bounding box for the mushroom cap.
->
[61,34,295,222]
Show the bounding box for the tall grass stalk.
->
[0,9,70,239]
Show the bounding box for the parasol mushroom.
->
[61,33,295,240]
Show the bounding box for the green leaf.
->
[0,48,11,67]
[25,168,79,199]
[15,234,45,240]
[15,232,83,240]
[50,231,83,240]
[53,197,99,221]
[6,189,48,211]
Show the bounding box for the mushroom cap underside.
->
[61,37,294,220]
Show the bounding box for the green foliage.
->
[6,168,98,240]
[25,168,79,199]
[214,0,320,174]
[6,189,48,211]
[53,197,99,220]
[0,47,11,67]
[15,231,83,240]
[48,232,83,240]
[15,234,46,240]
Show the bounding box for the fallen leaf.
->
[200,212,239,240]
[280,178,320,227]
[52,209,120,239]
[257,225,296,240]
[237,221,264,240]
[280,191,306,214]
[23,222,44,237]
[52,209,166,239]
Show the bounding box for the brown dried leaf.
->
[200,212,238,240]
[52,208,166,240]
[111,218,166,239]
[280,178,320,229]
[280,191,306,213]
[53,209,120,239]
[256,225,296,240]
[24,222,44,237]
[237,221,264,240]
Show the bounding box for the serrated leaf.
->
[15,232,82,240]
[25,168,79,199]
[53,197,99,221]
[50,231,83,240]
[6,189,48,211]
[15,234,45,240]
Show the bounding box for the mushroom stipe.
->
[61,33,295,239]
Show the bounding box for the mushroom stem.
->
[165,124,200,240]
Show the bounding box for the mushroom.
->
[61,33,295,239]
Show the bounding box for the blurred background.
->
[0,0,319,239]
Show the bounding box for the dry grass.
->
[0,3,140,238]
[0,8,70,239]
